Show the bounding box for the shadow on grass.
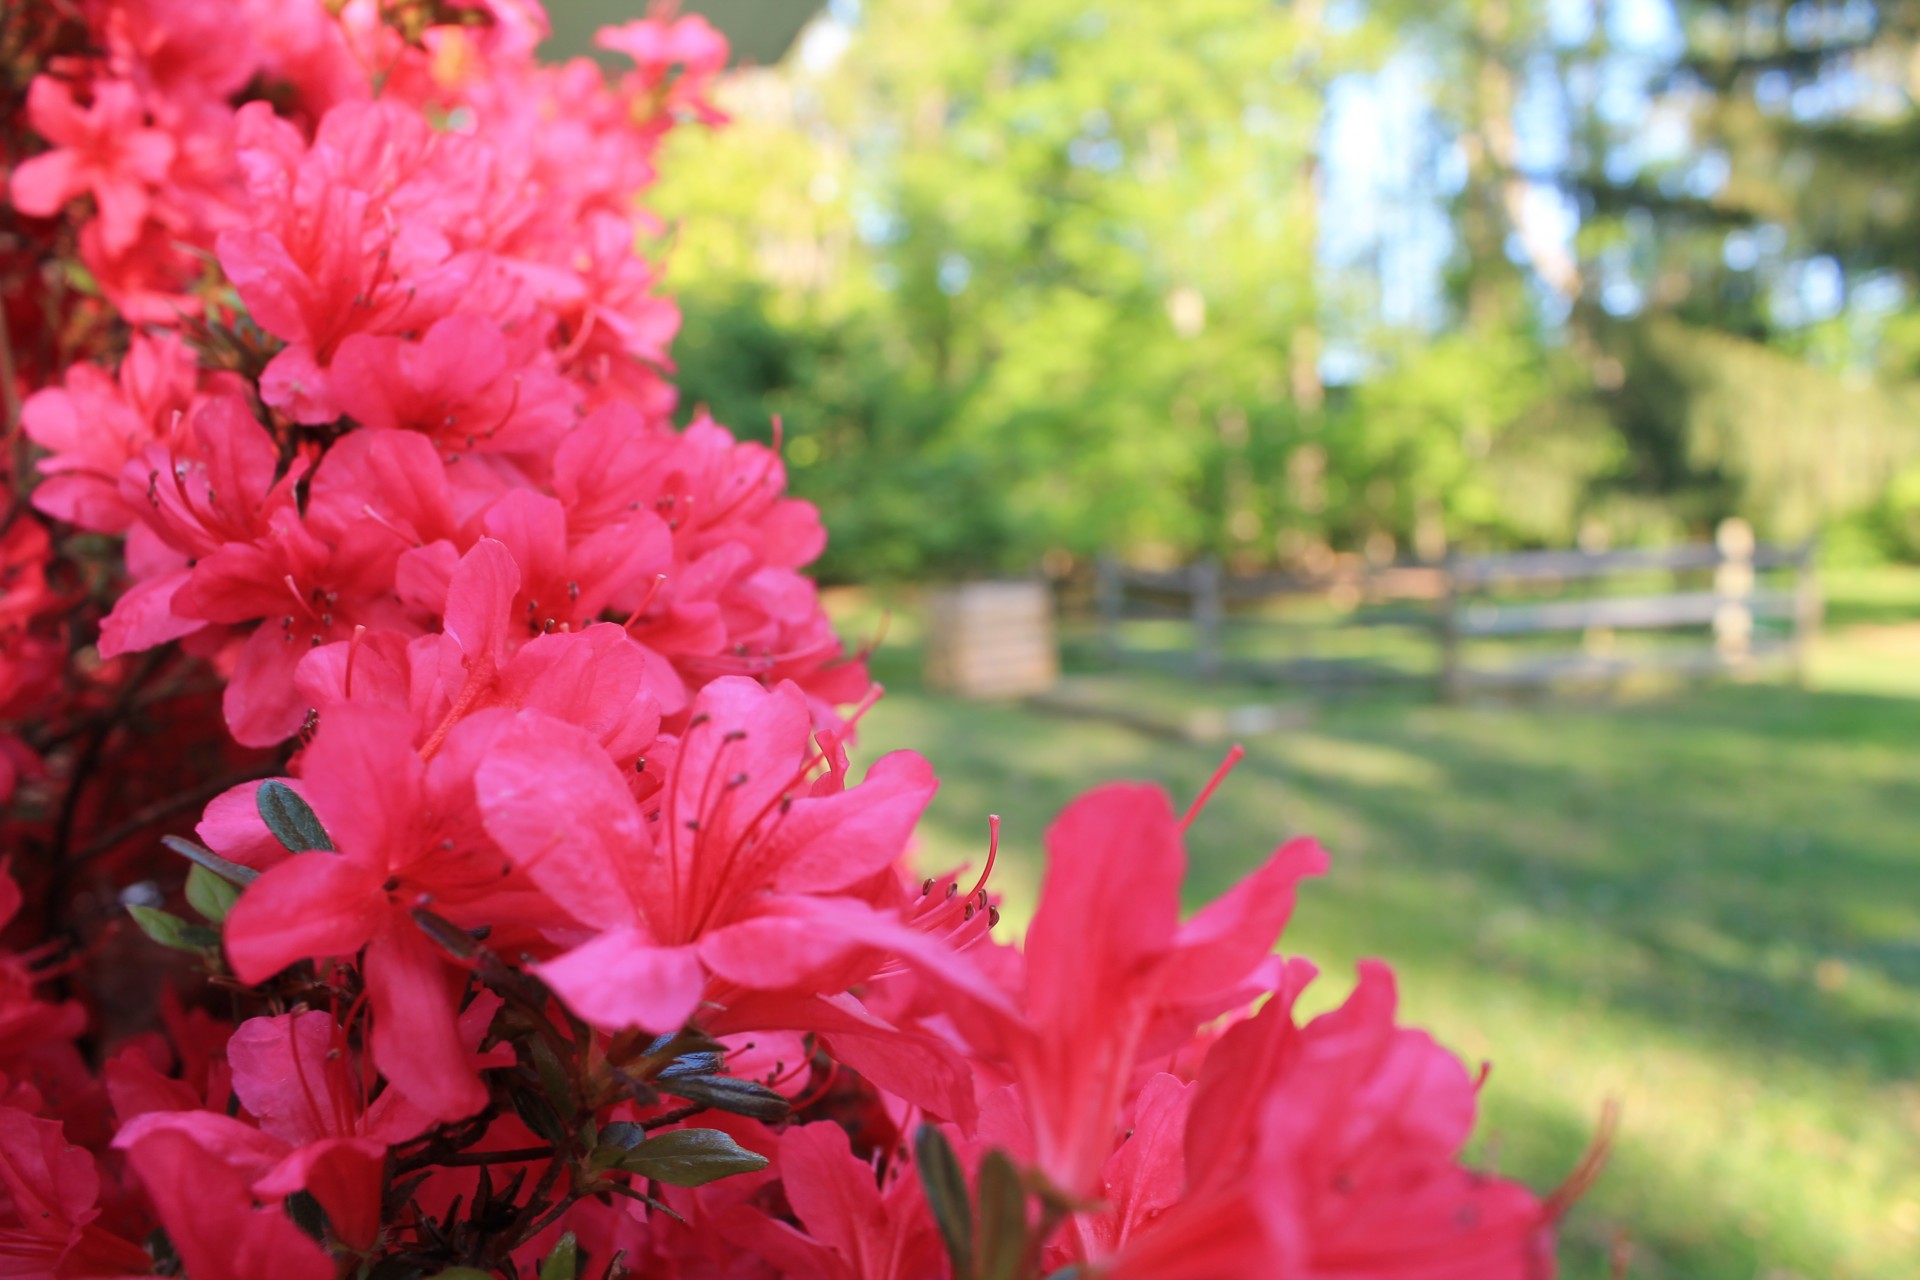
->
[1209,683,1920,1085]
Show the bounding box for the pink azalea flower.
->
[8,77,175,257]
[221,704,528,1121]
[216,102,480,422]
[0,1108,150,1277]
[20,333,214,534]
[921,783,1328,1203]
[475,676,936,1035]
[727,1121,945,1279]
[330,313,578,456]
[596,15,731,129]
[116,1125,334,1280]
[1184,962,1555,1278]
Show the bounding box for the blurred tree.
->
[1565,0,1920,542]
[649,0,1920,580]
[654,0,1385,579]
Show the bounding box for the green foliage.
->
[654,0,1920,582]
[126,905,220,953]
[256,781,334,854]
[657,0,1390,578]
[603,1127,770,1187]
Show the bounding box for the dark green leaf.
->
[657,1073,790,1122]
[127,905,219,952]
[915,1124,973,1280]
[160,834,258,885]
[424,1271,495,1280]
[256,780,333,853]
[506,1073,568,1145]
[656,1050,725,1080]
[185,864,240,923]
[539,1231,580,1280]
[527,1034,577,1115]
[284,1190,330,1244]
[977,1150,1029,1280]
[597,1122,648,1151]
[617,1127,768,1187]
[412,906,480,959]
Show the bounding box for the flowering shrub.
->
[0,3,1587,1277]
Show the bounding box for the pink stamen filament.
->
[417,659,496,762]
[622,573,669,630]
[283,575,323,624]
[1179,744,1246,832]
[344,625,367,699]
[967,814,1000,900]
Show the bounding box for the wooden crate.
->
[922,581,1059,699]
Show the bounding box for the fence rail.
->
[1093,521,1821,697]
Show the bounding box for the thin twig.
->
[69,767,278,866]
[419,1145,556,1169]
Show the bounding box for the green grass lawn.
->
[826,567,1920,1280]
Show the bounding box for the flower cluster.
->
[0,2,1574,1277]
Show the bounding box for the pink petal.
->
[6,150,82,217]
[111,1111,285,1184]
[22,77,85,146]
[121,1128,334,1280]
[96,569,202,658]
[307,428,454,544]
[252,1138,386,1252]
[475,711,647,929]
[104,1050,200,1124]
[214,229,312,345]
[257,343,338,423]
[364,923,488,1123]
[777,1122,884,1273]
[1163,836,1328,1000]
[221,623,311,748]
[223,854,385,984]
[226,1011,341,1147]
[194,779,295,872]
[0,1106,100,1230]
[500,624,661,758]
[295,703,424,862]
[768,751,937,895]
[442,537,519,674]
[1025,783,1185,1029]
[533,927,705,1033]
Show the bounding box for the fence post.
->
[1095,555,1122,666]
[1790,535,1822,686]
[1438,552,1463,702]
[1713,517,1755,671]
[1191,557,1222,679]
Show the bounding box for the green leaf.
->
[127,905,220,952]
[527,1033,577,1115]
[617,1128,768,1187]
[597,1121,648,1150]
[160,835,258,886]
[412,906,479,959]
[977,1150,1029,1280]
[657,1073,790,1122]
[185,864,240,923]
[914,1124,973,1280]
[539,1231,579,1280]
[256,781,333,853]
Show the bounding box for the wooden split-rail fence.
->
[1094,520,1821,698]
